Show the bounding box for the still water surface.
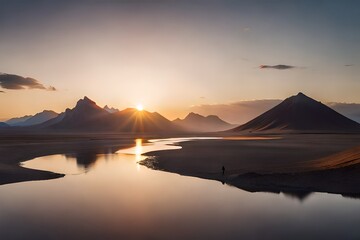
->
[1,137,360,239]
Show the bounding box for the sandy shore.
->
[141,134,360,198]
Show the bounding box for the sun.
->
[136,104,144,111]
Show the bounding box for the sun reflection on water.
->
[135,139,142,161]
[135,139,142,171]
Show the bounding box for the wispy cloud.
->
[0,73,56,91]
[259,64,295,70]
[344,64,354,67]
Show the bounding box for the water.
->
[1,137,360,239]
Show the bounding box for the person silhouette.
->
[222,165,225,176]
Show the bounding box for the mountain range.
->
[232,92,360,132]
[173,112,235,132]
[6,110,58,126]
[2,93,359,133]
[103,105,119,113]
[40,97,181,132]
[2,97,231,132]
[5,115,33,125]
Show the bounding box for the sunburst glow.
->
[136,104,144,111]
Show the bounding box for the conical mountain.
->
[232,92,360,132]
[173,112,234,132]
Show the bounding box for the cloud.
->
[344,64,354,67]
[47,86,57,91]
[0,73,56,91]
[0,73,44,90]
[259,64,295,70]
[0,90,4,93]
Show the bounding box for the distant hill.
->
[232,92,360,132]
[36,112,65,128]
[5,115,32,125]
[6,110,58,126]
[104,105,119,113]
[43,96,181,132]
[0,122,9,128]
[173,112,234,132]
[328,102,360,123]
[19,110,58,126]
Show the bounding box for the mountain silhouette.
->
[0,122,9,128]
[19,110,58,126]
[5,115,32,125]
[44,96,181,132]
[110,108,181,132]
[103,105,119,113]
[173,112,234,132]
[49,97,111,130]
[328,103,360,123]
[232,92,360,132]
[6,110,58,126]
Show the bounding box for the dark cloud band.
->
[260,64,295,70]
[0,73,56,91]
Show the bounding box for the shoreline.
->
[141,134,360,198]
[1,131,360,198]
[0,131,212,185]
[0,132,144,185]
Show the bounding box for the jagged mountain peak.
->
[76,96,96,107]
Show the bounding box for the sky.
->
[0,0,360,120]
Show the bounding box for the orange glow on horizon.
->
[136,104,144,111]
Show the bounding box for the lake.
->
[1,137,360,239]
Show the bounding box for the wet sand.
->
[141,134,360,197]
